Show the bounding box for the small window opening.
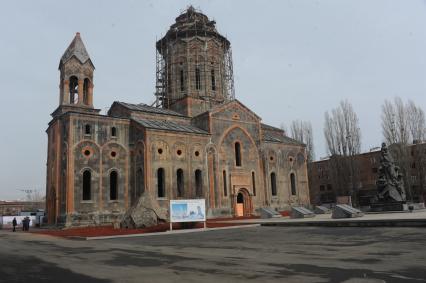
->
[85,124,91,135]
[177,169,184,197]
[110,171,118,200]
[82,170,91,200]
[84,150,91,156]
[271,172,277,196]
[235,142,242,167]
[157,168,165,198]
[111,127,117,137]
[211,69,216,91]
[252,172,256,196]
[195,67,201,90]
[195,151,200,157]
[195,169,202,197]
[180,69,185,91]
[223,170,227,197]
[110,151,117,158]
[158,148,163,154]
[177,149,182,156]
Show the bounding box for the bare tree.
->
[381,97,426,202]
[289,120,315,162]
[407,100,426,142]
[324,100,361,156]
[323,100,361,204]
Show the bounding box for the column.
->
[63,80,70,104]
[78,79,84,104]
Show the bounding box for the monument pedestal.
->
[370,202,407,212]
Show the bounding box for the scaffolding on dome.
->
[154,7,235,109]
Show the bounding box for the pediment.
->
[210,100,261,123]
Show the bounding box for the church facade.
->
[45,7,310,226]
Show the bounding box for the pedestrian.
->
[12,217,17,232]
[25,217,30,231]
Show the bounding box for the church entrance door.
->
[236,193,244,217]
[234,188,252,217]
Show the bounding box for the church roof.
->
[133,117,208,135]
[114,102,187,117]
[263,131,304,146]
[60,32,93,67]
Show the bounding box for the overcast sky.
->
[0,0,425,200]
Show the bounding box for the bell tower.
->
[155,6,235,117]
[52,32,99,117]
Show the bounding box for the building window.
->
[110,171,118,200]
[180,69,185,91]
[136,168,144,196]
[111,127,117,137]
[252,172,256,196]
[69,76,79,104]
[85,124,91,135]
[157,168,165,198]
[195,67,201,90]
[83,78,90,105]
[195,169,202,197]
[320,185,325,191]
[290,173,297,195]
[211,69,216,91]
[177,169,184,197]
[327,184,332,191]
[223,170,227,197]
[235,142,242,167]
[270,172,277,196]
[82,170,91,200]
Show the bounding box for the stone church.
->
[46,7,310,226]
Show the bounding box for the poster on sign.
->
[170,199,206,223]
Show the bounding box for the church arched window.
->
[195,169,202,197]
[110,171,118,200]
[290,173,297,195]
[69,76,79,104]
[82,170,91,200]
[235,142,242,167]
[271,172,277,196]
[136,167,144,197]
[157,168,165,198]
[177,169,184,197]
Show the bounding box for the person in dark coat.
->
[12,217,17,232]
[24,217,30,231]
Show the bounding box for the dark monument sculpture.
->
[371,143,407,211]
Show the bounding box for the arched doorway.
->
[235,188,252,217]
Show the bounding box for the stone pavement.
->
[1,225,426,282]
[218,210,426,227]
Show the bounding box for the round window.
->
[158,148,163,154]
[84,150,91,156]
[177,149,182,156]
[111,151,117,158]
[195,151,200,157]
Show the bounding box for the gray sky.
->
[0,0,425,200]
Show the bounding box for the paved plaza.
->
[0,226,425,282]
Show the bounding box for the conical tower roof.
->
[59,32,94,69]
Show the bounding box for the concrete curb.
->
[83,224,261,240]
[261,219,426,228]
